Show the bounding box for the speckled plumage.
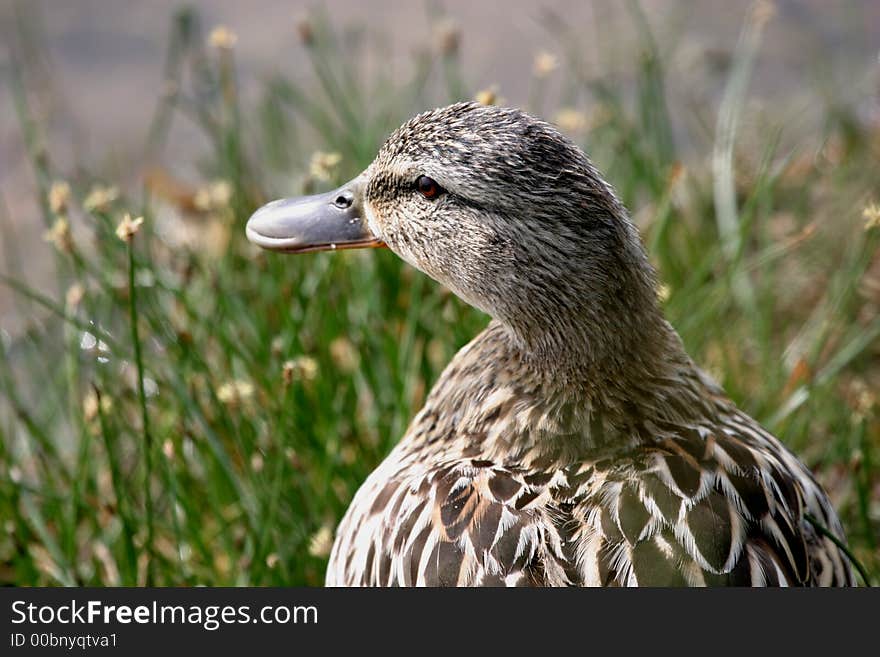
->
[327,323,852,586]
[254,102,855,586]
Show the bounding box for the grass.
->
[1,3,878,586]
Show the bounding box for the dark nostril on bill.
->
[334,191,354,209]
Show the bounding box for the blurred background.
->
[0,1,878,585]
[2,0,878,328]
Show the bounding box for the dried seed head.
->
[65,282,85,309]
[750,0,776,29]
[209,25,238,49]
[48,181,71,215]
[533,51,559,78]
[115,213,144,242]
[282,361,295,386]
[83,185,119,213]
[847,379,876,423]
[427,339,448,371]
[554,108,588,134]
[82,389,111,429]
[216,379,254,406]
[329,338,358,373]
[282,356,319,385]
[214,552,232,575]
[657,284,671,303]
[668,162,686,187]
[83,390,100,423]
[308,525,334,558]
[43,217,74,253]
[433,18,460,56]
[296,16,314,46]
[340,445,356,465]
[863,203,880,231]
[308,151,342,182]
[474,86,501,106]
[194,180,233,212]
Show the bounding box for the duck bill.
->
[246,178,384,254]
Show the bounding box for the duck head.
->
[247,102,668,371]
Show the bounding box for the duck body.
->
[326,321,853,586]
[247,102,854,586]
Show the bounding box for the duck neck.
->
[500,300,685,399]
[495,244,682,392]
[426,311,704,468]
[404,302,708,468]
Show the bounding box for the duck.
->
[246,102,855,586]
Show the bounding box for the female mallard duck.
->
[247,102,854,586]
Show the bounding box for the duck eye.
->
[416,175,443,200]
